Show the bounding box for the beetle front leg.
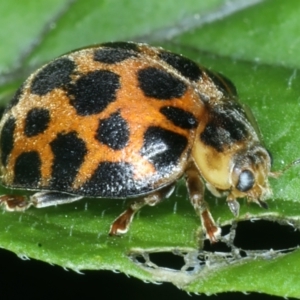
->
[185,163,221,243]
[109,184,175,236]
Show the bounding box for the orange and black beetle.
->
[0,42,273,242]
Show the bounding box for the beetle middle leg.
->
[109,184,175,236]
[185,162,221,243]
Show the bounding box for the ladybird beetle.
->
[0,42,273,242]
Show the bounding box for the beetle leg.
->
[0,195,30,211]
[227,199,240,217]
[109,184,175,236]
[0,192,83,211]
[257,199,268,209]
[185,163,221,243]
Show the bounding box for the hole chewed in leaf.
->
[128,218,300,285]
[234,219,300,250]
[147,252,185,270]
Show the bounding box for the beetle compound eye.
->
[236,170,255,192]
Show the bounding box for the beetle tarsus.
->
[258,199,268,209]
[109,208,135,235]
[109,184,175,236]
[0,195,30,211]
[201,209,221,243]
[227,199,240,217]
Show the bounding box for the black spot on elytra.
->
[7,83,25,109]
[96,111,129,150]
[79,161,145,197]
[138,67,187,100]
[160,106,198,129]
[31,58,75,96]
[68,70,120,115]
[205,70,237,96]
[140,126,188,174]
[200,107,248,152]
[101,42,140,52]
[50,132,87,190]
[94,47,137,64]
[0,116,16,166]
[159,51,202,81]
[14,151,41,186]
[24,108,50,137]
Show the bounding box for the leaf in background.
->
[1,0,300,298]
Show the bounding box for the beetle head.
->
[227,145,272,209]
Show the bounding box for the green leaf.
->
[1,0,300,297]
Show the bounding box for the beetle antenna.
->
[269,158,300,178]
